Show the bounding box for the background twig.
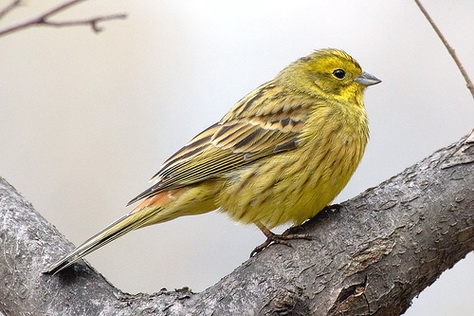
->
[0,0,126,36]
[414,0,474,100]
[0,0,21,20]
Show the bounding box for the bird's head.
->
[278,48,381,102]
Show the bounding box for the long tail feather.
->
[43,207,161,274]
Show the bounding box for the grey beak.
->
[355,72,381,86]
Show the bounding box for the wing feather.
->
[128,80,316,205]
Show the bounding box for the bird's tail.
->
[43,188,192,274]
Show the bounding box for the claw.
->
[250,222,312,257]
[322,203,343,213]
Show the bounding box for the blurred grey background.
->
[0,1,472,315]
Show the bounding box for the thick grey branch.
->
[0,132,473,315]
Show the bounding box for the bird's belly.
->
[218,137,363,228]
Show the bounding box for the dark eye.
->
[332,69,345,79]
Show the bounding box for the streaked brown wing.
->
[128,80,313,205]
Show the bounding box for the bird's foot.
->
[322,203,343,213]
[250,223,312,257]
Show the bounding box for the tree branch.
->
[0,0,21,20]
[414,0,474,100]
[0,0,126,37]
[0,130,473,315]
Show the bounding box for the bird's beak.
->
[355,72,381,86]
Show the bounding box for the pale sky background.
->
[0,1,473,315]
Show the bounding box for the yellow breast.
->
[219,99,368,228]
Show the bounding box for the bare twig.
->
[0,0,21,20]
[414,0,474,100]
[35,13,126,33]
[0,0,126,37]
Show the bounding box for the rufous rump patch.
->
[132,187,187,211]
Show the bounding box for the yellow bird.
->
[45,48,380,274]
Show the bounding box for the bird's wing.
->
[128,81,314,205]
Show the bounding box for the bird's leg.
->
[250,222,312,257]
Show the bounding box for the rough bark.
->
[0,132,473,316]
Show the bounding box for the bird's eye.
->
[332,69,345,79]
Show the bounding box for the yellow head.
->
[277,48,381,103]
